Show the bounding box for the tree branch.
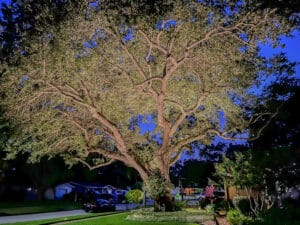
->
[136,77,163,87]
[73,158,116,170]
[61,112,91,145]
[169,150,183,166]
[80,80,95,106]
[208,110,278,141]
[186,11,271,51]
[167,94,207,138]
[48,83,88,108]
[138,29,168,55]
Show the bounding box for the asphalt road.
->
[0,209,86,224]
[0,203,139,224]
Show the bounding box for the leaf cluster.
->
[215,151,262,189]
[144,173,172,199]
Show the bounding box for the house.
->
[54,182,118,199]
[102,185,117,194]
[55,182,75,199]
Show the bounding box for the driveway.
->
[0,204,140,224]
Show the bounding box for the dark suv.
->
[83,198,116,212]
[97,193,118,204]
[83,191,116,212]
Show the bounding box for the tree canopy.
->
[0,0,297,209]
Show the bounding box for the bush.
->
[247,206,300,225]
[227,209,249,225]
[125,189,143,204]
[199,197,208,209]
[205,204,215,213]
[172,200,186,211]
[233,196,251,216]
[216,200,230,211]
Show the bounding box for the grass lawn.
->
[0,212,121,225]
[0,201,82,216]
[66,213,199,225]
[1,212,200,225]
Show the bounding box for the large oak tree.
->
[0,0,296,210]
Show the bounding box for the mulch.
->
[215,216,230,225]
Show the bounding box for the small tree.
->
[125,189,143,204]
[215,151,275,216]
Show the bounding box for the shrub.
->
[205,204,215,213]
[227,209,248,225]
[199,197,208,209]
[216,200,230,211]
[247,206,300,225]
[125,189,143,204]
[233,196,251,216]
[172,200,186,211]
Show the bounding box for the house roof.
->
[56,182,117,190]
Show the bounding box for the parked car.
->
[213,189,225,199]
[115,190,128,203]
[83,198,116,212]
[195,192,205,199]
[97,193,118,203]
[83,190,116,212]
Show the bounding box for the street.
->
[0,203,139,224]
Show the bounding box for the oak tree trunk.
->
[154,190,174,211]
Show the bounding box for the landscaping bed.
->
[126,208,214,224]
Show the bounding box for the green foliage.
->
[227,209,249,225]
[215,151,278,216]
[250,80,300,188]
[247,206,300,225]
[0,0,87,65]
[144,173,171,199]
[199,197,208,209]
[171,160,214,187]
[215,151,262,189]
[125,189,143,204]
[0,120,9,151]
[233,196,251,216]
[204,204,215,213]
[172,201,187,211]
[215,200,230,211]
[98,0,175,26]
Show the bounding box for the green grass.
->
[1,212,199,225]
[61,213,199,225]
[0,201,82,216]
[0,212,121,225]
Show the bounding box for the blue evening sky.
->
[259,29,300,78]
